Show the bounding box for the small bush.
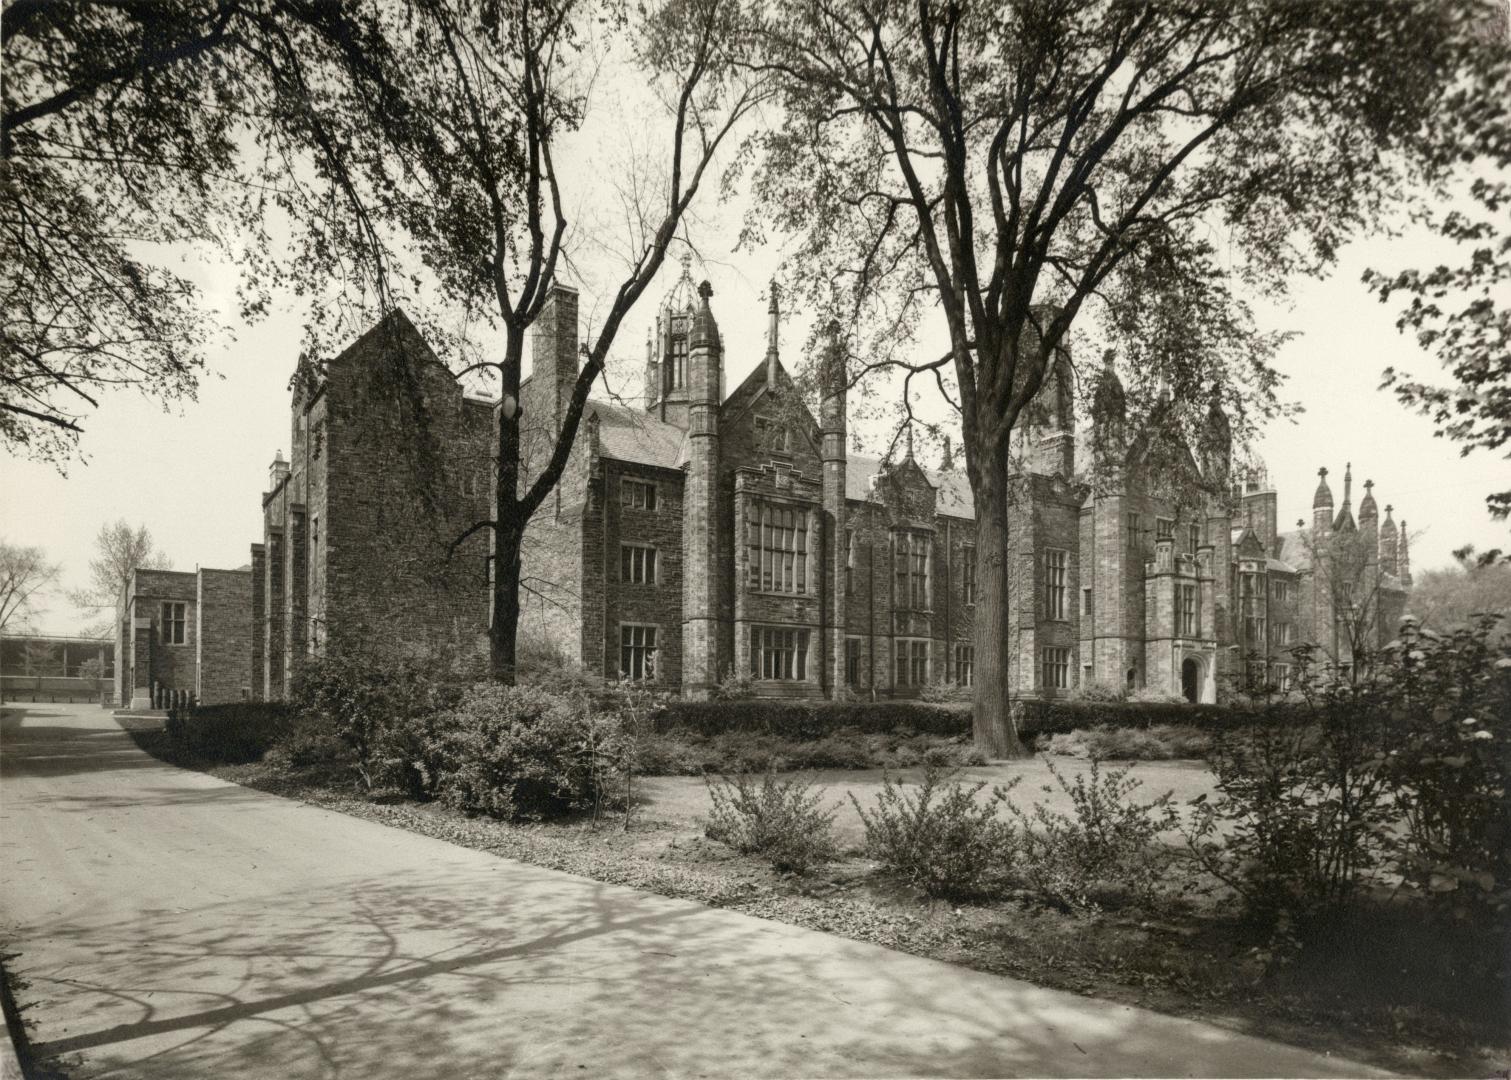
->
[704,771,839,873]
[919,677,969,704]
[431,684,620,820]
[709,667,756,701]
[1068,679,1128,703]
[1038,724,1212,761]
[289,650,464,791]
[1007,758,1178,910]
[853,764,1021,900]
[164,703,295,763]
[267,714,351,768]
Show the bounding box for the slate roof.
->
[589,400,686,470]
[846,455,976,518]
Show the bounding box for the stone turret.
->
[648,253,697,428]
[819,319,848,697]
[1333,462,1356,533]
[1380,504,1399,577]
[1240,466,1279,558]
[681,280,722,697]
[1360,479,1379,574]
[268,450,289,492]
[1202,397,1232,495]
[1312,467,1334,535]
[1399,519,1412,586]
[1091,362,1127,491]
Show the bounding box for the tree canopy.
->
[739,0,1500,750]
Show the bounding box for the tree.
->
[271,0,768,681]
[1294,523,1415,682]
[22,640,63,688]
[741,1,1494,754]
[67,520,172,636]
[1410,545,1511,643]
[1,0,400,465]
[1366,10,1510,520]
[0,540,61,636]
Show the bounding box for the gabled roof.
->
[846,455,976,517]
[589,400,686,470]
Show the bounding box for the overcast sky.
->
[2,42,1506,637]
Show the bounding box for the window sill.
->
[746,589,817,600]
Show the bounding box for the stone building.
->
[515,260,1412,702]
[250,311,493,700]
[137,260,1411,707]
[115,566,252,708]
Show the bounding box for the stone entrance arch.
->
[1181,658,1200,704]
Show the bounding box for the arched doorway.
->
[1181,658,1200,703]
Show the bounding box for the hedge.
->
[653,700,971,739]
[653,697,1293,743]
[1014,698,1292,736]
[165,701,296,763]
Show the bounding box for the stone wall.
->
[196,568,254,704]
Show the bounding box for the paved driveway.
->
[0,702,1386,1079]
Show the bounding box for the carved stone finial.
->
[698,280,713,300]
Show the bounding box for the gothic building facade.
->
[125,261,1412,706]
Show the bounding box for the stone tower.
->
[1380,504,1399,577]
[681,280,722,696]
[818,317,848,696]
[645,253,697,427]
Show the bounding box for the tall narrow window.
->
[671,320,688,389]
[844,529,855,596]
[845,637,861,686]
[1156,517,1174,541]
[1178,584,1198,637]
[961,545,976,605]
[160,602,186,645]
[955,645,975,687]
[1127,512,1142,552]
[746,503,808,593]
[1042,646,1069,690]
[894,532,930,610]
[1082,587,1092,616]
[620,625,657,679]
[621,545,656,584]
[750,626,809,680]
[895,639,929,686]
[1187,523,1202,554]
[1044,549,1067,620]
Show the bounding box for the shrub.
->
[852,764,1021,899]
[288,649,464,792]
[1129,686,1187,705]
[430,684,620,820]
[704,770,839,873]
[1182,648,1398,932]
[164,702,294,763]
[655,700,969,739]
[1015,698,1264,737]
[1038,724,1212,761]
[1068,679,1127,703]
[919,677,969,704]
[1007,758,1178,910]
[267,713,351,768]
[709,667,756,701]
[1377,617,1510,917]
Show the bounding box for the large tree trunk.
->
[971,439,1024,758]
[490,520,522,684]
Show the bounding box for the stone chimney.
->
[269,450,289,492]
[529,283,580,437]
